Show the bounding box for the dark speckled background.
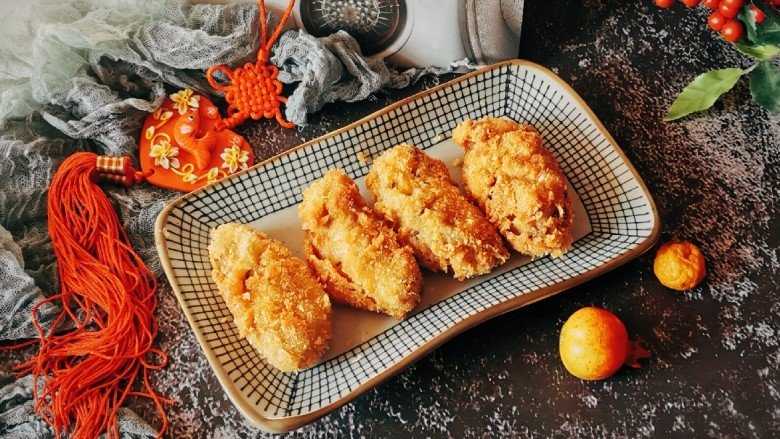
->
[6,0,780,437]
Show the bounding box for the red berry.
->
[720,0,743,7]
[718,2,740,17]
[655,0,676,7]
[750,5,767,23]
[703,0,720,9]
[682,0,701,5]
[708,11,727,30]
[721,19,744,42]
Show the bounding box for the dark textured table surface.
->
[139,1,780,437]
[5,1,780,437]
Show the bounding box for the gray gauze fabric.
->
[2,0,259,156]
[0,0,467,437]
[271,29,468,125]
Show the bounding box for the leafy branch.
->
[663,1,780,121]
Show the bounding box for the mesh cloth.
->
[0,0,467,436]
[270,29,470,125]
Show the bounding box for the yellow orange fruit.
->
[653,241,706,291]
[559,307,630,381]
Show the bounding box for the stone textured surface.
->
[4,0,779,437]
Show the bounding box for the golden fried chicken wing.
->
[299,169,422,320]
[208,223,331,372]
[365,144,509,281]
[452,117,573,258]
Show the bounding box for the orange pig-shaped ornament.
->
[139,89,254,191]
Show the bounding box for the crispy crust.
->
[365,144,509,281]
[452,117,574,258]
[208,223,331,372]
[299,169,422,320]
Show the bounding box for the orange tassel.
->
[207,0,296,130]
[12,152,170,439]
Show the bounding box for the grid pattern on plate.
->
[157,62,656,423]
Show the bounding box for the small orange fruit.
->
[559,307,649,380]
[653,241,706,291]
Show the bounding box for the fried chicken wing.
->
[365,144,509,281]
[452,117,573,258]
[208,223,331,372]
[299,169,422,320]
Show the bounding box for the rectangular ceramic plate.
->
[155,60,660,433]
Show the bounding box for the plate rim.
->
[154,59,660,433]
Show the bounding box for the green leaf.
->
[739,7,761,46]
[750,61,780,113]
[733,42,780,60]
[664,68,744,121]
[752,1,780,46]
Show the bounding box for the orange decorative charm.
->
[206,0,296,130]
[139,89,254,191]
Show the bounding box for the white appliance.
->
[264,0,524,68]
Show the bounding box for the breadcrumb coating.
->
[208,223,332,372]
[366,144,509,281]
[299,169,422,320]
[452,117,573,258]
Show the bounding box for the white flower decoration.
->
[220,145,249,174]
[170,89,199,115]
[149,139,180,170]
